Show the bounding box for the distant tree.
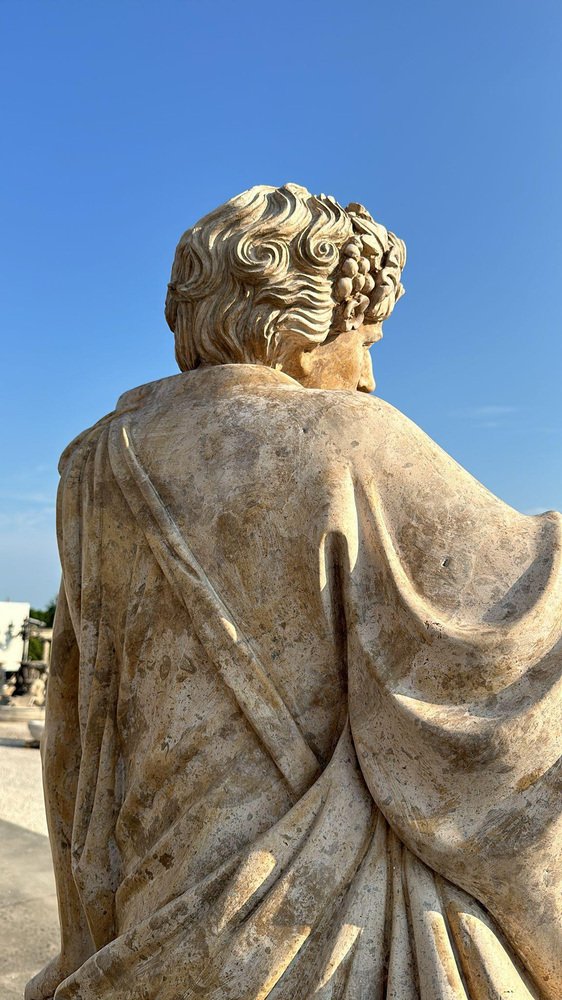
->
[28,598,57,660]
[28,637,43,661]
[30,598,57,628]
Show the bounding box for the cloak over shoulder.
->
[27,365,562,1000]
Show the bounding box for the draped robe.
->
[27,364,562,999]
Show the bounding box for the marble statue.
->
[27,184,561,999]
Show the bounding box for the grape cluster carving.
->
[331,236,378,332]
[330,199,405,334]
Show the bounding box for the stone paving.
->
[0,717,58,999]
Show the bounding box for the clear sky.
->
[1,0,561,607]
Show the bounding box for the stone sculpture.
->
[27,184,561,999]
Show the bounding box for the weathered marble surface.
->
[27,186,561,999]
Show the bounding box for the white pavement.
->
[0,722,48,836]
[0,719,58,999]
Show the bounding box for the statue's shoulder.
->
[300,389,415,455]
[57,374,181,475]
[320,390,456,469]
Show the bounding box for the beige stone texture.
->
[26,186,561,999]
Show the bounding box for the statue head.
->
[165,183,406,392]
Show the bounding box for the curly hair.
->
[165,183,405,372]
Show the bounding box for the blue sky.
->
[1,0,561,607]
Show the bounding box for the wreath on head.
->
[331,202,406,333]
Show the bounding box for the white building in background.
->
[0,601,30,670]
